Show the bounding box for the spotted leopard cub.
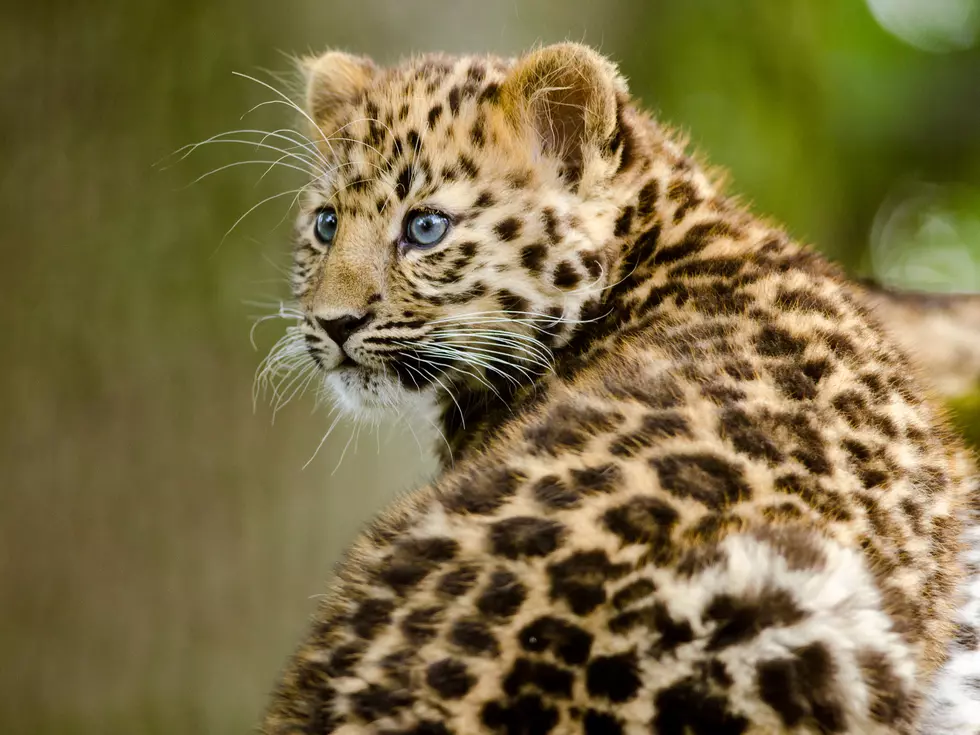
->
[261,43,978,734]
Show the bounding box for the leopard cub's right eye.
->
[314,208,338,245]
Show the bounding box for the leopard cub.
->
[259,43,978,734]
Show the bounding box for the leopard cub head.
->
[290,43,639,418]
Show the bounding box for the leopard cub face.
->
[290,47,634,419]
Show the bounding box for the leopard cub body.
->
[260,44,978,734]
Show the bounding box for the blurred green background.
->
[2,1,979,733]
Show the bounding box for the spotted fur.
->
[260,44,979,734]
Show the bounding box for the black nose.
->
[315,313,371,346]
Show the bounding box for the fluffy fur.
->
[255,44,979,734]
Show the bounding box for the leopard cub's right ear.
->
[299,50,377,131]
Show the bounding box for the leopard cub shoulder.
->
[259,42,978,735]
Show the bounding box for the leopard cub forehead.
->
[308,56,526,216]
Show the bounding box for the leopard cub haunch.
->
[259,42,978,734]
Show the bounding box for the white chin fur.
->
[324,369,438,425]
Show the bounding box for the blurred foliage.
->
[951,386,980,451]
[1,1,978,734]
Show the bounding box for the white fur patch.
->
[919,518,980,734]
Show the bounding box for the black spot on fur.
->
[654,677,749,735]
[775,288,841,318]
[859,649,912,726]
[611,578,657,610]
[454,155,478,180]
[477,569,527,620]
[352,597,396,639]
[586,652,641,703]
[653,453,751,506]
[450,618,500,656]
[395,164,415,200]
[584,711,623,735]
[475,190,495,208]
[542,208,561,243]
[756,324,807,357]
[436,564,480,597]
[426,658,475,699]
[490,516,567,559]
[498,289,529,315]
[427,104,443,128]
[720,407,785,464]
[448,86,462,115]
[757,642,846,732]
[406,128,420,152]
[548,550,631,616]
[525,404,622,456]
[482,694,558,735]
[521,243,548,274]
[609,412,691,457]
[519,616,594,665]
[614,206,635,237]
[705,587,805,651]
[378,536,459,594]
[570,463,621,495]
[503,657,574,698]
[554,260,581,289]
[326,642,364,677]
[603,495,678,547]
[470,118,486,147]
[351,683,414,721]
[532,475,581,509]
[604,371,683,408]
[494,217,522,242]
[442,465,524,515]
[478,82,501,105]
[637,179,660,219]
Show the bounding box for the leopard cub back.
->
[260,43,978,734]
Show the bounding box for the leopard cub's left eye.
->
[404,211,450,249]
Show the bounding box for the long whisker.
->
[221,185,314,244]
[183,157,315,188]
[429,330,554,367]
[396,353,465,430]
[165,130,324,171]
[402,349,503,400]
[431,337,553,372]
[303,408,344,470]
[407,342,528,389]
[231,71,338,159]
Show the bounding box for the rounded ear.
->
[300,50,377,130]
[500,43,628,178]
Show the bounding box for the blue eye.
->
[314,208,338,245]
[405,211,450,249]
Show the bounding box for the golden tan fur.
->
[257,44,979,734]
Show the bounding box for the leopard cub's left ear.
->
[500,43,628,181]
